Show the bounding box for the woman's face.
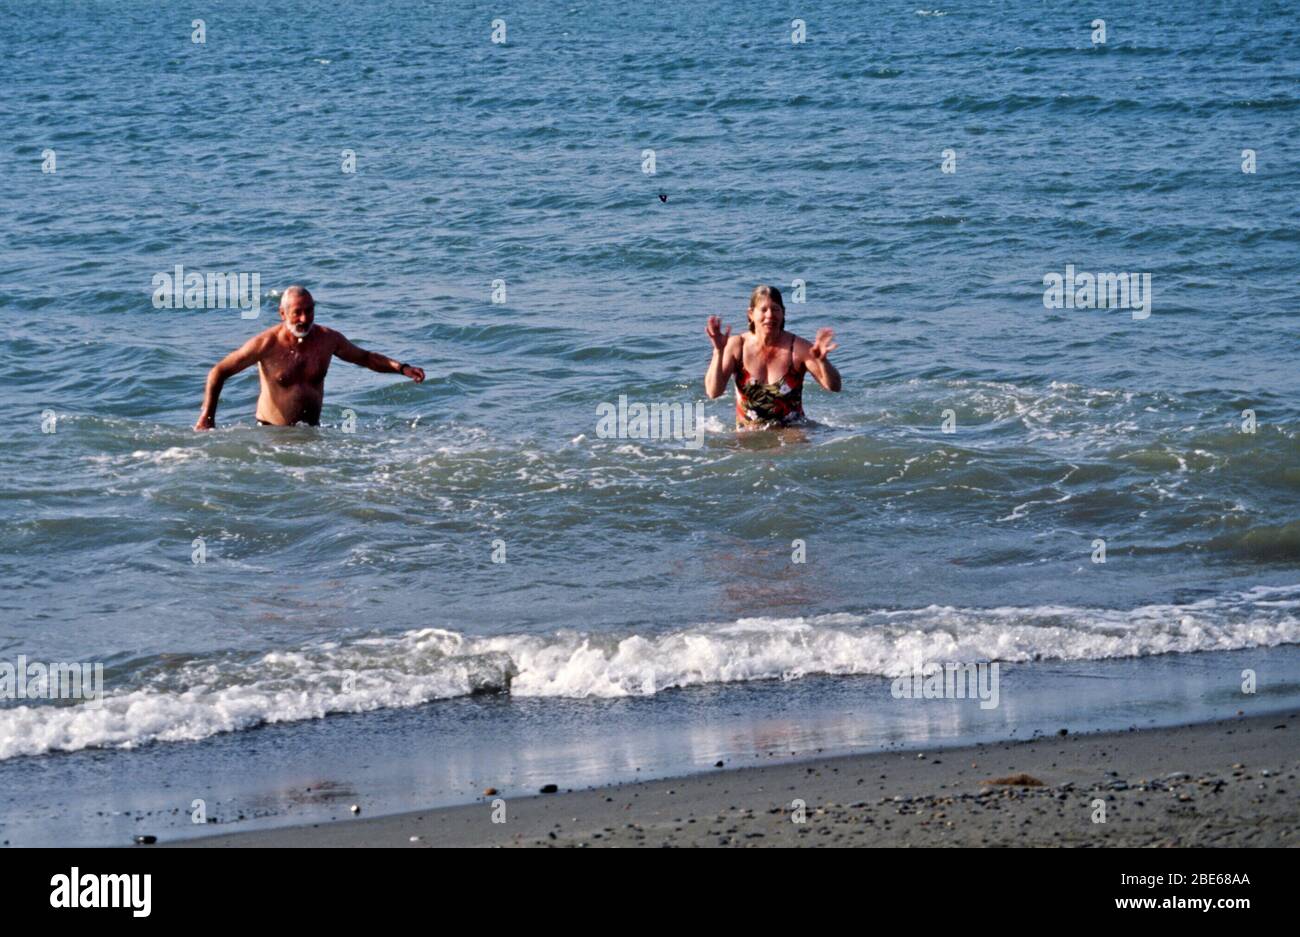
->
[749,298,784,333]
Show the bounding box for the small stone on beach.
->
[982,774,1044,787]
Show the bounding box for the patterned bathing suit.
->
[735,335,806,428]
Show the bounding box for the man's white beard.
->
[288,323,313,339]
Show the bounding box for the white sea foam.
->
[1,587,1297,760]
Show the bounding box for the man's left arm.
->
[332,331,425,383]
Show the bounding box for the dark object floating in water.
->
[658,192,668,202]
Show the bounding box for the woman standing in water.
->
[704,285,841,429]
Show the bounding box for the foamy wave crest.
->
[2,586,1297,759]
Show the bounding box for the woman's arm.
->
[800,328,841,392]
[704,317,738,398]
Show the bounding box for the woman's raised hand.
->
[706,315,732,352]
[810,327,838,360]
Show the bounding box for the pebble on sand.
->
[350,805,361,815]
[540,784,559,794]
[484,788,498,796]
[134,835,156,845]
[982,774,1045,787]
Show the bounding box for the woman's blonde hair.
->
[747,284,786,332]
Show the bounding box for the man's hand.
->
[809,327,838,361]
[399,364,426,383]
[706,315,732,353]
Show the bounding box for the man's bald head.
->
[279,285,316,339]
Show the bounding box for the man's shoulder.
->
[246,325,280,348]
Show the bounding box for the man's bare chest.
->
[260,347,331,387]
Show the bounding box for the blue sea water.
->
[0,1,1298,842]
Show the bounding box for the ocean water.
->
[1,0,1298,822]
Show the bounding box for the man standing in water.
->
[194,285,425,429]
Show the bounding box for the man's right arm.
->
[195,334,267,430]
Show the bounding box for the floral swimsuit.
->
[735,336,806,428]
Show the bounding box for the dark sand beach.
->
[170,710,1298,848]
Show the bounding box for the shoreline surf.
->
[5,643,1298,847]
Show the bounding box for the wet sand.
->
[168,710,1298,847]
